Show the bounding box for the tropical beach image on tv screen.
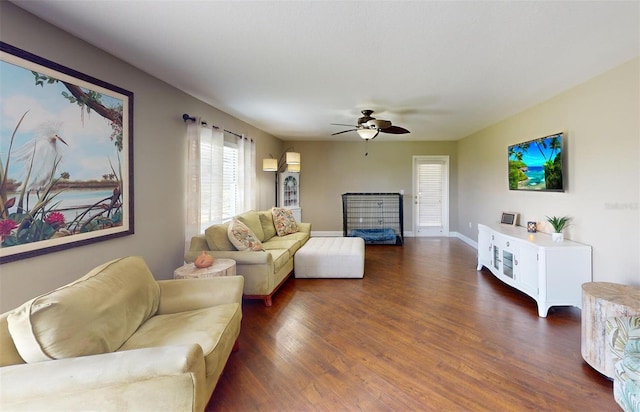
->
[508,133,564,191]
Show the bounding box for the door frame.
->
[412,155,450,237]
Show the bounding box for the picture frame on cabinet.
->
[500,212,519,226]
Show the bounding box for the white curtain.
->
[236,135,256,213]
[184,118,223,254]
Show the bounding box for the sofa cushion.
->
[237,210,265,242]
[272,207,299,236]
[288,233,310,254]
[205,223,235,251]
[228,218,264,251]
[258,210,277,240]
[119,303,241,378]
[263,238,300,252]
[7,257,160,363]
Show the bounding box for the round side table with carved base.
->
[581,282,640,378]
[174,258,236,279]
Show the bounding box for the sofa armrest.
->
[157,275,244,314]
[0,344,205,412]
[298,222,311,234]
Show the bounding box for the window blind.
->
[417,162,443,227]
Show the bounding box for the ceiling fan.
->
[331,109,410,140]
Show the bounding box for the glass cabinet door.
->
[502,250,514,278]
[279,172,299,208]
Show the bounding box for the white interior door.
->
[413,156,449,236]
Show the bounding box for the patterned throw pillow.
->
[271,207,299,237]
[227,218,264,251]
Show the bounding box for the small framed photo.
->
[501,212,519,226]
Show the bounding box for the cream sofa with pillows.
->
[0,256,243,412]
[185,208,311,306]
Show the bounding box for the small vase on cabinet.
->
[551,232,564,242]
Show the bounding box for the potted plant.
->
[546,215,570,242]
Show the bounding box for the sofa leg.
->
[263,296,273,307]
[232,339,239,352]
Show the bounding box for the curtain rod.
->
[182,113,247,140]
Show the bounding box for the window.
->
[222,143,238,222]
[198,136,240,231]
[185,119,255,251]
[197,128,222,232]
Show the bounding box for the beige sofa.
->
[185,209,311,306]
[0,256,243,412]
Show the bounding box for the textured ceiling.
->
[10,0,640,142]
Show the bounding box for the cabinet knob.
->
[515,259,518,265]
[506,241,510,247]
[491,235,494,240]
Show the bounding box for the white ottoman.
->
[294,237,365,278]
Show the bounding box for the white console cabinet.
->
[477,223,592,317]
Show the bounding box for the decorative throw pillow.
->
[227,218,264,251]
[236,210,265,242]
[271,207,299,237]
[259,211,277,240]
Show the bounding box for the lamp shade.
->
[356,128,379,140]
[287,163,301,172]
[262,158,277,171]
[285,152,300,165]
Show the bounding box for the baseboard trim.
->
[453,232,478,249]
[310,231,343,237]
[311,231,476,248]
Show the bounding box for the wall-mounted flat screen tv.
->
[508,132,564,191]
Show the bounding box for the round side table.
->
[581,282,640,378]
[174,258,236,279]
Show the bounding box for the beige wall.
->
[282,140,458,233]
[2,3,637,312]
[0,3,282,311]
[457,58,640,285]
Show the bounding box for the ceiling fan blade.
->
[380,125,410,134]
[331,129,358,136]
[331,123,358,127]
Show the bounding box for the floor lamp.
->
[262,151,300,206]
[262,158,279,205]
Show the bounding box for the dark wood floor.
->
[207,237,615,411]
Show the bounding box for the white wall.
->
[0,3,282,311]
[457,58,640,285]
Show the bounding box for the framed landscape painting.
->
[508,132,565,192]
[0,42,134,263]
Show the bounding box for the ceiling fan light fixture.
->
[357,128,379,140]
